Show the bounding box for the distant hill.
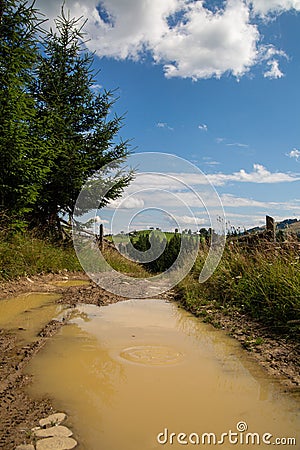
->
[276,218,299,230]
[247,218,299,234]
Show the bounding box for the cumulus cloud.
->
[140,165,300,187]
[207,163,300,185]
[250,0,300,16]
[154,0,259,79]
[35,0,294,81]
[287,148,300,161]
[108,196,145,209]
[121,166,300,198]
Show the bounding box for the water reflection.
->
[26,299,299,450]
[0,292,62,344]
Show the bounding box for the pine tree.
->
[30,9,132,236]
[0,0,46,220]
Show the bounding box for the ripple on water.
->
[120,345,183,366]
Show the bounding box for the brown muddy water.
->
[26,299,299,449]
[0,292,62,344]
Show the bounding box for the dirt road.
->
[0,272,299,449]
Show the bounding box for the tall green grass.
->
[0,232,149,281]
[103,246,149,277]
[178,242,300,337]
[0,232,82,280]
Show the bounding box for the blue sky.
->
[37,0,300,232]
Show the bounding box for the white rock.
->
[34,425,72,438]
[36,437,77,450]
[39,413,66,427]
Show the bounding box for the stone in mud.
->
[39,413,66,427]
[15,445,35,450]
[36,437,77,450]
[34,425,72,438]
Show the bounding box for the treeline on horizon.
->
[0,0,132,239]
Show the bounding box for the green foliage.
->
[0,231,81,280]
[1,3,132,237]
[178,243,300,337]
[0,0,47,215]
[103,246,149,277]
[127,231,198,273]
[29,9,132,235]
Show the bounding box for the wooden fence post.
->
[266,215,276,242]
[99,224,103,251]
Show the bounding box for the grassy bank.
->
[0,232,149,282]
[0,232,82,281]
[177,242,300,339]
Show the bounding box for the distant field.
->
[106,230,180,244]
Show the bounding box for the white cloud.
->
[94,215,109,224]
[108,196,145,209]
[198,123,208,131]
[156,122,174,130]
[207,163,300,185]
[91,83,102,90]
[264,60,284,79]
[250,0,300,16]
[204,160,221,166]
[287,148,300,161]
[154,0,259,80]
[35,0,293,81]
[226,142,249,147]
[177,215,207,225]
[121,166,300,194]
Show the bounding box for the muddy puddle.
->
[0,292,63,344]
[26,299,299,449]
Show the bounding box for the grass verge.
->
[0,232,149,282]
[0,232,82,281]
[177,242,300,339]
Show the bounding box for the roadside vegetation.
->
[177,241,300,339]
[106,228,300,340]
[0,1,135,280]
[0,231,81,281]
[1,0,132,240]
